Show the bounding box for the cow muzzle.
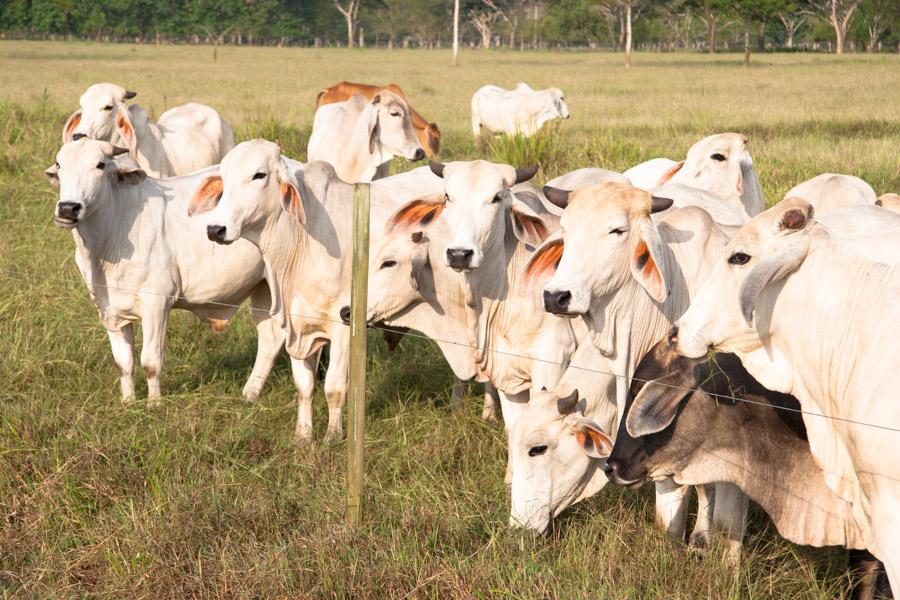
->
[207,224,232,245]
[604,458,644,489]
[54,202,83,229]
[446,248,474,271]
[542,289,575,316]
[409,148,425,162]
[71,133,88,141]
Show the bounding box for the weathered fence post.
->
[346,183,370,525]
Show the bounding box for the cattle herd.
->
[49,81,899,597]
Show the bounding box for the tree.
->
[332,0,361,47]
[453,0,460,62]
[685,0,734,52]
[804,0,862,53]
[859,0,897,52]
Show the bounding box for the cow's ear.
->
[123,90,137,100]
[630,220,668,303]
[385,194,446,236]
[409,233,431,291]
[116,164,146,185]
[625,372,694,438]
[280,179,305,225]
[519,233,563,295]
[368,110,380,154]
[573,418,613,459]
[655,160,684,186]
[45,163,60,186]
[115,104,137,154]
[63,110,82,143]
[188,175,223,216]
[510,196,550,247]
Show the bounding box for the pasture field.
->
[1,41,898,598]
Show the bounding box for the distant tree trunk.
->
[333,0,360,48]
[624,3,632,67]
[743,27,750,66]
[708,20,716,53]
[806,0,862,54]
[453,0,460,64]
[757,22,765,52]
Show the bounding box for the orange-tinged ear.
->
[115,109,136,153]
[519,236,564,295]
[573,419,613,459]
[631,235,666,303]
[63,110,82,143]
[385,195,446,236]
[188,175,223,216]
[510,205,550,247]
[281,180,305,224]
[655,160,684,186]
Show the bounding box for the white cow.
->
[385,160,579,436]
[307,90,425,184]
[784,173,876,212]
[623,158,678,191]
[673,198,900,587]
[198,140,442,441]
[471,83,569,138]
[64,83,234,178]
[519,181,747,556]
[877,193,900,214]
[45,139,282,403]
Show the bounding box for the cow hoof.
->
[146,397,162,409]
[689,531,710,550]
[292,430,313,445]
[242,389,259,404]
[322,430,343,444]
[481,408,497,422]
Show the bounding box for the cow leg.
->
[291,353,318,442]
[140,304,170,405]
[654,477,691,543]
[848,550,892,600]
[242,284,285,402]
[690,484,716,550]
[711,482,749,564]
[323,332,349,443]
[449,376,467,411]
[107,323,135,401]
[482,382,499,421]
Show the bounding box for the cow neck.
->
[678,403,866,549]
[257,207,309,342]
[347,104,381,183]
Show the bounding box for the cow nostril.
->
[57,202,82,218]
[543,290,571,313]
[206,224,227,242]
[413,148,425,161]
[339,306,351,324]
[604,459,619,479]
[446,248,474,269]
[71,133,87,141]
[667,325,679,348]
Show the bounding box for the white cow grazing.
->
[307,90,425,184]
[64,83,234,179]
[877,193,900,214]
[520,181,747,556]
[385,160,579,436]
[623,158,678,191]
[470,83,569,138]
[46,139,282,402]
[199,140,442,441]
[784,173,876,212]
[673,198,900,587]
[655,132,765,218]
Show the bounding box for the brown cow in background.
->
[316,81,441,157]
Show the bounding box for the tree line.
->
[1,0,897,55]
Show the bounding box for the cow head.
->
[521,182,673,321]
[369,90,425,163]
[663,133,763,216]
[673,198,815,362]
[339,231,431,326]
[876,192,900,214]
[551,87,570,120]
[45,139,144,229]
[385,160,543,271]
[198,139,303,245]
[507,386,613,534]
[66,83,139,152]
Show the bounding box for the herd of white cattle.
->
[48,81,899,596]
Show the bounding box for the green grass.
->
[1,42,898,598]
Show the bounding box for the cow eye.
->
[610,227,626,235]
[728,252,751,265]
[252,172,266,180]
[96,162,106,170]
[711,153,727,162]
[528,445,548,457]
[55,162,60,169]
[492,194,502,204]
[103,105,114,111]
[380,260,397,269]
[390,111,401,118]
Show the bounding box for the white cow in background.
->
[45,139,282,403]
[471,83,569,138]
[63,83,234,178]
[307,90,425,183]
[877,193,900,214]
[784,173,876,212]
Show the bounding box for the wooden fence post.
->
[346,183,370,525]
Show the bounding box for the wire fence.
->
[3,265,899,436]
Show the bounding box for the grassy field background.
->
[1,41,898,598]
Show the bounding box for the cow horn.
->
[111,146,130,156]
[124,90,137,100]
[556,389,580,415]
[515,165,539,184]
[543,186,571,209]
[429,160,445,178]
[650,195,674,213]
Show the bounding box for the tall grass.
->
[0,44,897,598]
[486,123,565,174]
